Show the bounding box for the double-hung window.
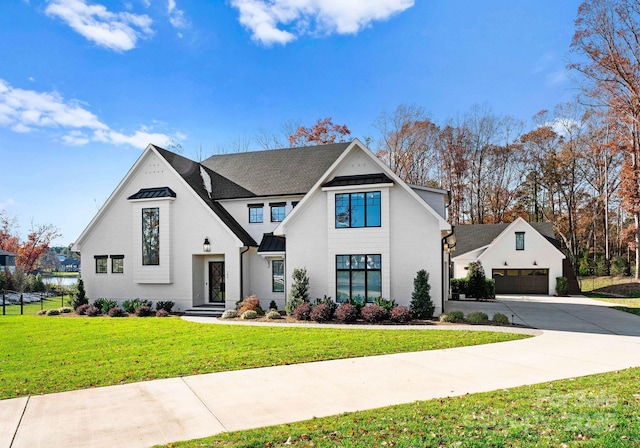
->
[270,202,286,222]
[95,255,108,274]
[111,255,124,274]
[336,254,382,303]
[248,204,264,223]
[335,192,381,228]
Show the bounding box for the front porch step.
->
[184,303,226,318]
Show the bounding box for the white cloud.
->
[167,0,188,30]
[0,79,177,149]
[547,69,569,86]
[547,117,582,138]
[230,0,414,45]
[45,0,153,52]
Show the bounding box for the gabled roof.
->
[153,146,257,246]
[453,221,558,257]
[201,143,350,196]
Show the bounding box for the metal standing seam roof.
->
[257,233,286,253]
[127,187,176,200]
[452,222,558,257]
[322,173,394,188]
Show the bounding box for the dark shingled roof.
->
[127,187,176,200]
[257,233,286,253]
[201,143,350,196]
[322,173,394,188]
[453,222,558,257]
[153,146,257,246]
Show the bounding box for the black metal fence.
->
[1,290,68,315]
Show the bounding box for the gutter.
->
[239,246,250,299]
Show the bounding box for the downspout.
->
[239,246,250,300]
[441,227,455,314]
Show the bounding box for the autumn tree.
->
[571,0,640,277]
[288,117,351,147]
[0,212,61,274]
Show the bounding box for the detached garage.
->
[451,218,565,296]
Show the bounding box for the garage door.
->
[492,269,549,294]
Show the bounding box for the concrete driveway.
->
[3,295,640,448]
[445,294,640,336]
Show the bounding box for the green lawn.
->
[161,367,640,448]
[0,316,527,400]
[578,276,639,293]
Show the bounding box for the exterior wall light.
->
[203,238,211,252]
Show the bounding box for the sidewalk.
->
[3,295,640,448]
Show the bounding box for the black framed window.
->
[272,259,284,293]
[270,202,286,222]
[95,255,108,274]
[336,254,381,303]
[142,207,160,265]
[248,204,264,223]
[515,232,525,251]
[111,255,124,274]
[335,191,381,228]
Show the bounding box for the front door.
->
[208,261,225,303]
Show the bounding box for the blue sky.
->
[0,0,582,246]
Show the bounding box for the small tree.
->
[467,261,486,299]
[286,267,310,315]
[72,278,88,309]
[410,269,434,318]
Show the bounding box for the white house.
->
[73,140,452,315]
[0,249,16,274]
[451,218,566,295]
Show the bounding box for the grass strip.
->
[0,316,527,400]
[161,368,640,448]
[592,297,640,316]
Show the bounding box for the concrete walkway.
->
[3,295,640,448]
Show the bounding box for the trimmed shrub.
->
[335,303,358,323]
[72,279,88,309]
[221,309,238,319]
[266,310,282,319]
[555,277,568,297]
[467,262,487,299]
[484,279,495,300]
[156,309,170,317]
[373,297,396,313]
[292,302,312,321]
[36,309,47,316]
[440,310,464,322]
[46,308,60,316]
[286,267,310,315]
[134,305,153,317]
[240,310,258,320]
[94,298,118,314]
[107,307,126,317]
[58,307,73,314]
[466,311,489,324]
[411,270,434,318]
[492,312,510,324]
[309,303,333,322]
[75,303,91,315]
[238,295,263,315]
[156,301,175,313]
[313,296,337,316]
[86,306,101,317]
[269,300,278,311]
[389,306,413,323]
[361,304,388,323]
[450,278,469,297]
[123,299,153,314]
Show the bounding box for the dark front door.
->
[209,261,225,303]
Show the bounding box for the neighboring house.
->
[73,140,452,315]
[0,249,16,274]
[61,257,81,272]
[451,218,565,295]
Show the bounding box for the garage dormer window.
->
[515,232,525,251]
[335,191,381,228]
